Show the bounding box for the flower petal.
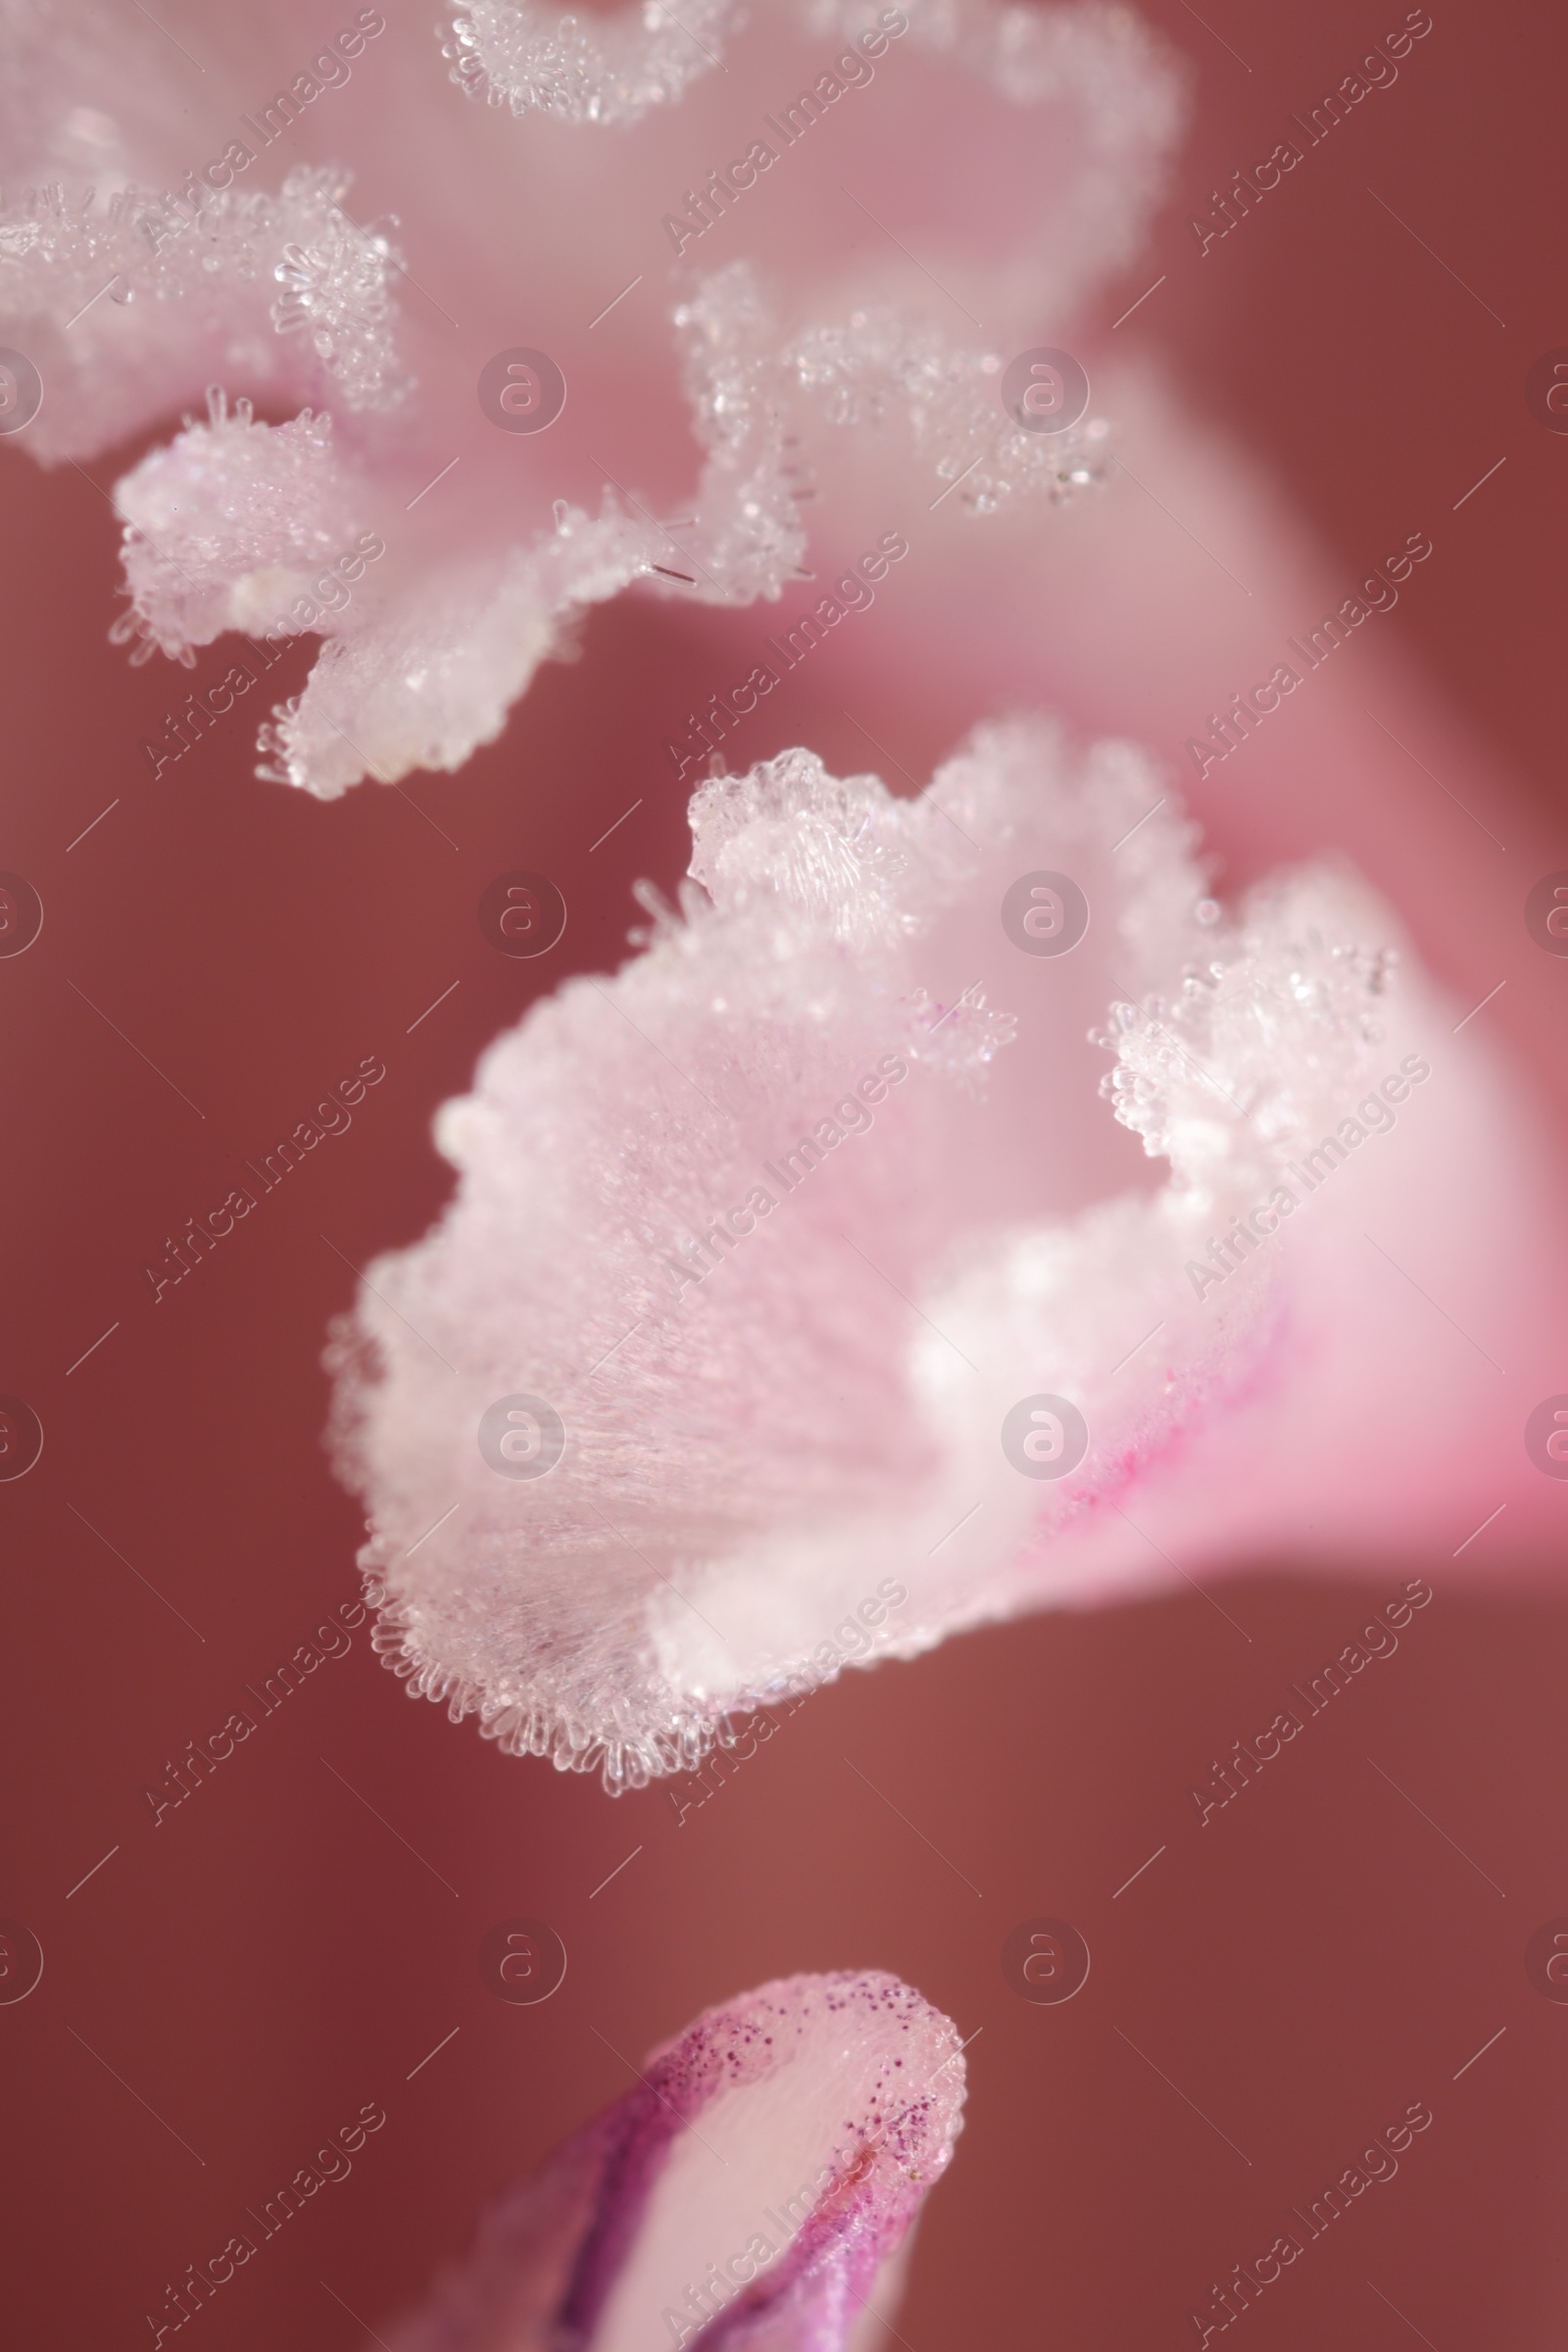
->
[327,714,1555,1788]
[442,0,733,125]
[382,1971,964,2352]
[1,0,1181,792]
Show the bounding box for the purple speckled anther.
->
[384,1971,966,2351]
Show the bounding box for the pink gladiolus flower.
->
[9,0,1563,1795]
[379,1971,965,2351]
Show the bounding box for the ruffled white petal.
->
[1,0,1182,794]
[328,716,1448,1788]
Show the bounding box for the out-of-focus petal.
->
[441,0,732,125]
[0,0,1182,792]
[382,1971,964,2352]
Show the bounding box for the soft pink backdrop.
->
[2,2,1567,2346]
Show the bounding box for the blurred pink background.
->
[3,1,1568,2345]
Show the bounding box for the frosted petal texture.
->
[329,717,1419,1788]
[383,1971,964,2352]
[787,310,1114,517]
[442,0,733,123]
[255,266,808,798]
[109,393,368,662]
[0,165,408,458]
[1,0,1181,795]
